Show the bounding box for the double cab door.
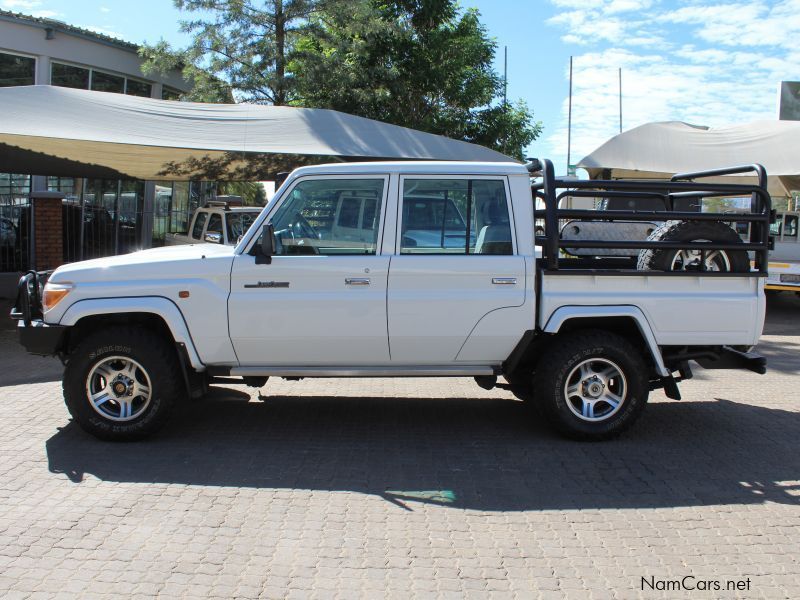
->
[228,173,527,366]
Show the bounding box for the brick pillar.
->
[30,191,65,271]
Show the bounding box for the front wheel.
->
[63,326,183,441]
[532,330,649,440]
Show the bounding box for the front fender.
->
[543,305,670,377]
[58,296,204,370]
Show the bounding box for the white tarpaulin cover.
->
[578,120,800,196]
[0,85,513,180]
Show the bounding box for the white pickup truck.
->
[164,200,261,246]
[12,160,771,441]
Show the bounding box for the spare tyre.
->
[637,220,750,273]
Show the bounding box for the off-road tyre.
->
[637,220,749,272]
[532,330,649,440]
[63,326,183,441]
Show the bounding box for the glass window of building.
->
[51,62,90,89]
[162,86,182,100]
[0,174,31,198]
[126,79,152,97]
[0,52,35,87]
[91,70,125,94]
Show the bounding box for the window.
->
[162,86,182,100]
[51,62,153,97]
[91,70,125,94]
[226,212,257,242]
[206,213,222,234]
[270,178,384,255]
[785,215,799,239]
[0,52,35,87]
[0,173,31,198]
[51,63,89,89]
[400,179,512,255]
[192,212,207,239]
[337,197,361,229]
[125,79,152,98]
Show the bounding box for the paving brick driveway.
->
[0,294,798,599]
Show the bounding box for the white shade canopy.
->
[0,85,513,180]
[578,120,800,196]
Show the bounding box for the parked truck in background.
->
[165,197,261,246]
[12,160,771,441]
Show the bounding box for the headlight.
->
[42,282,74,312]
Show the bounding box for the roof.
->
[292,161,528,177]
[578,120,800,196]
[0,9,139,52]
[0,86,516,180]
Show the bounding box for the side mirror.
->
[204,231,223,244]
[256,223,276,265]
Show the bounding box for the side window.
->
[362,197,378,231]
[270,178,385,255]
[192,212,207,240]
[336,196,361,229]
[785,215,798,239]
[207,213,222,234]
[400,179,513,255]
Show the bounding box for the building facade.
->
[0,10,218,269]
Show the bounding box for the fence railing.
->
[0,195,30,272]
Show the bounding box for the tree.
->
[291,1,541,159]
[141,0,540,159]
[141,0,328,104]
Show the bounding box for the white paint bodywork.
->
[42,161,766,375]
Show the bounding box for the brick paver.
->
[0,294,798,599]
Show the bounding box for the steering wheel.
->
[291,212,320,240]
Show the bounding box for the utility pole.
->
[618,67,623,134]
[503,46,508,107]
[567,56,573,176]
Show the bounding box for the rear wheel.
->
[637,220,749,272]
[532,330,649,440]
[63,326,183,441]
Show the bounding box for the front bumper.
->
[17,320,68,356]
[10,270,67,356]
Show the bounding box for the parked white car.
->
[13,160,771,441]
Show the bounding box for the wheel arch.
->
[59,297,204,371]
[542,306,670,377]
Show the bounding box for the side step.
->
[230,365,498,378]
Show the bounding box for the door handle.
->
[345,278,370,286]
[492,277,517,285]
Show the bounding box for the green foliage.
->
[140,0,541,159]
[217,181,268,205]
[141,1,326,104]
[291,1,541,159]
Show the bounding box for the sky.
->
[3,0,797,174]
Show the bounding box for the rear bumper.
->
[17,320,68,356]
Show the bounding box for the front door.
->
[229,176,390,366]
[388,176,527,364]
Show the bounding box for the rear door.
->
[387,176,527,364]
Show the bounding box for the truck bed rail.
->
[532,159,772,275]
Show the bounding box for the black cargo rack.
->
[532,159,772,276]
